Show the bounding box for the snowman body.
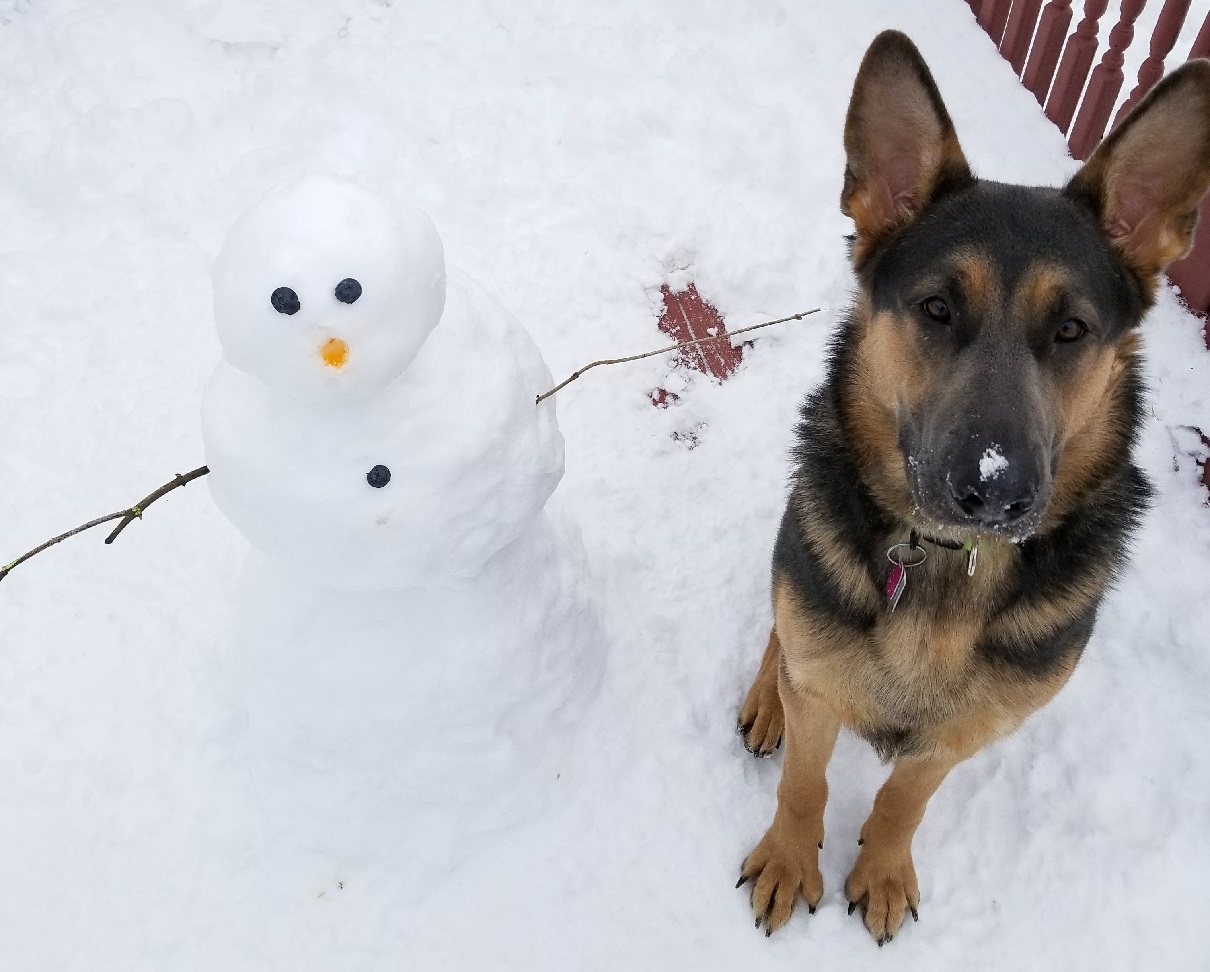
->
[204,266,564,590]
[201,176,601,873]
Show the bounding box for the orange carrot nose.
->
[320,337,349,369]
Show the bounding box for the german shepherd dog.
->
[735,31,1210,945]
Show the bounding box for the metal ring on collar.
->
[887,542,927,568]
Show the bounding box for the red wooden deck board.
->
[656,283,744,381]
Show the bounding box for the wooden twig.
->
[0,465,210,584]
[2,307,823,581]
[104,466,210,543]
[535,307,823,404]
[0,512,131,582]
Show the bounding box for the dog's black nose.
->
[948,480,1036,523]
[947,449,1038,525]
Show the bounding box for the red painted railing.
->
[968,0,1210,323]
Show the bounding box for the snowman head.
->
[212,175,446,400]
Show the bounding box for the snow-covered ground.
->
[1,2,1209,969]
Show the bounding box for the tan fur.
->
[845,309,921,521]
[739,561,1079,941]
[954,249,1002,314]
[796,492,884,616]
[841,38,969,261]
[739,35,1210,948]
[738,268,1124,941]
[849,255,1146,536]
[844,754,952,941]
[1069,60,1210,289]
[1018,262,1068,321]
[772,555,1069,760]
[740,259,1115,943]
[739,651,839,935]
[737,631,785,756]
[1046,330,1142,525]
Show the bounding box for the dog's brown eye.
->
[1056,319,1088,343]
[921,296,951,323]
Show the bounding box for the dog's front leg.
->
[845,753,959,944]
[737,629,785,756]
[738,671,839,935]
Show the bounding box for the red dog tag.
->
[886,561,907,611]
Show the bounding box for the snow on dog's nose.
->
[320,337,349,369]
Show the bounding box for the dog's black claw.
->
[817,840,823,850]
[775,736,783,750]
[765,926,772,938]
[857,837,864,846]
[848,900,857,916]
[808,904,816,915]
[910,905,919,922]
[736,874,748,889]
[737,721,752,735]
[755,915,762,929]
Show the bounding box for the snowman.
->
[200,175,603,880]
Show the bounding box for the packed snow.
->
[201,174,602,877]
[1,2,1209,971]
[211,175,447,403]
[979,445,1009,482]
[203,175,567,588]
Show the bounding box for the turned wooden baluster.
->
[978,0,1014,44]
[1023,1,1075,102]
[1069,0,1148,159]
[1046,0,1110,132]
[1115,0,1193,125]
[1167,12,1210,321]
[1189,9,1210,57]
[1002,0,1046,74]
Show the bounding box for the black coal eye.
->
[1055,318,1088,343]
[366,464,391,488]
[270,287,300,315]
[335,278,362,304]
[921,296,951,323]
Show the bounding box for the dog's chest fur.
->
[775,540,1054,761]
[771,359,1148,763]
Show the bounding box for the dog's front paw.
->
[736,819,823,936]
[737,667,784,757]
[844,841,920,946]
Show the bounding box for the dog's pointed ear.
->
[1065,59,1210,289]
[841,31,972,257]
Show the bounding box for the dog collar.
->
[885,530,979,612]
[908,529,978,573]
[908,528,962,551]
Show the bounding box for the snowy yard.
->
[1,1,1209,969]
